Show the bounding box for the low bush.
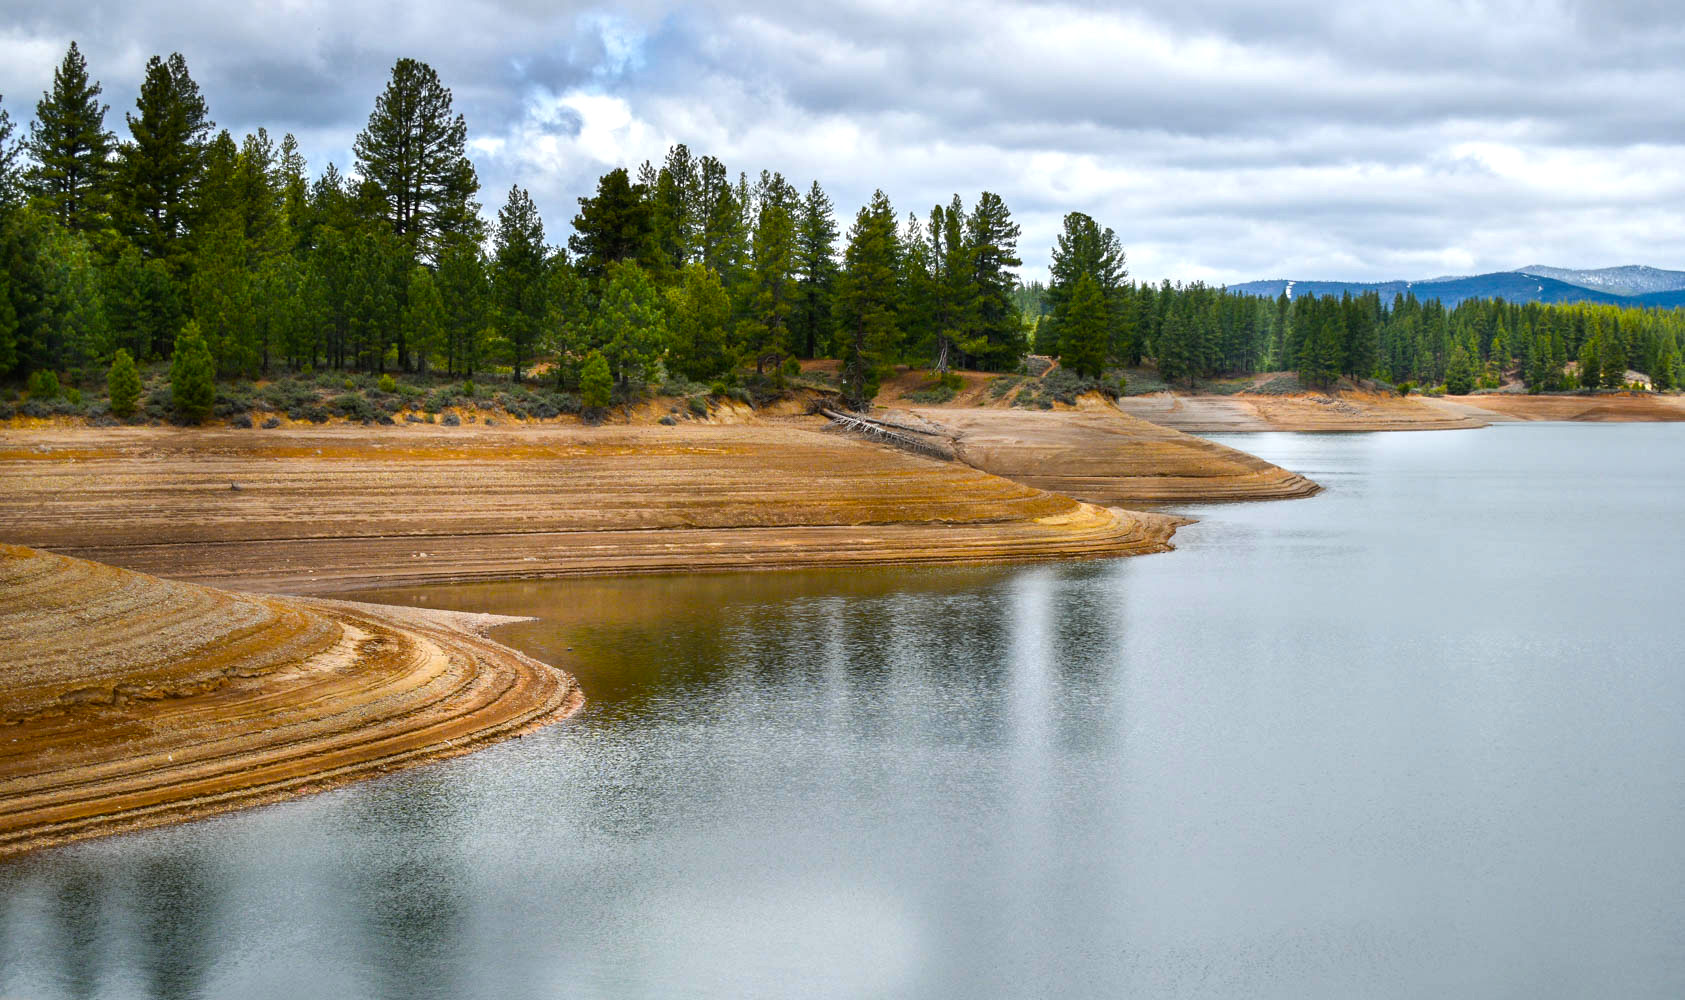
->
[331,392,378,422]
[904,384,958,404]
[1252,374,1304,395]
[441,413,461,426]
[687,395,709,417]
[988,375,1023,399]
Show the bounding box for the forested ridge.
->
[3,44,1682,422]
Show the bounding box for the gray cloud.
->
[3,0,1684,282]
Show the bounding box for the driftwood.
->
[820,408,954,461]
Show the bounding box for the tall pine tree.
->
[24,42,115,235]
[353,59,482,264]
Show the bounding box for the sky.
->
[3,0,1683,284]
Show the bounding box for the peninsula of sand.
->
[0,403,1322,856]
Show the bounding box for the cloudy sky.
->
[2,0,1681,283]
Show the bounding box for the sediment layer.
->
[1420,392,1685,422]
[1115,390,1490,432]
[0,422,1183,594]
[0,544,580,857]
[905,403,1321,504]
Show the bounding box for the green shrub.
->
[708,379,730,397]
[169,325,217,424]
[378,374,397,394]
[580,353,613,410]
[688,395,709,416]
[25,370,61,400]
[331,393,378,422]
[461,379,477,398]
[65,387,82,407]
[905,384,958,404]
[781,357,803,378]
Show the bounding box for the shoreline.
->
[0,415,1225,856]
[0,420,1244,594]
[0,545,582,859]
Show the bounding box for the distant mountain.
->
[1520,265,1685,297]
[1226,268,1685,308]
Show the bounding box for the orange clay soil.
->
[899,399,1321,504]
[0,543,581,858]
[0,421,1189,596]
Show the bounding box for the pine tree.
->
[742,170,798,371]
[964,190,1024,370]
[591,262,667,387]
[403,265,446,373]
[190,132,256,375]
[492,185,547,380]
[103,244,181,360]
[0,92,20,208]
[693,156,748,293]
[1445,343,1477,395]
[169,321,216,422]
[834,190,900,408]
[665,263,731,381]
[568,167,655,286]
[930,196,978,371]
[436,234,488,377]
[791,181,838,358]
[353,59,481,264]
[1059,272,1109,378]
[114,52,212,272]
[107,346,141,417]
[1043,212,1124,364]
[1156,299,1193,385]
[579,350,612,410]
[24,42,115,234]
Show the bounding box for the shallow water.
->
[5,423,1685,998]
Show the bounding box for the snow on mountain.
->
[1518,265,1685,296]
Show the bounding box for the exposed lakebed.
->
[4,424,1684,998]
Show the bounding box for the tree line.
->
[1023,267,1685,392]
[3,41,1682,418]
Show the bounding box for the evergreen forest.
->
[3,44,1682,421]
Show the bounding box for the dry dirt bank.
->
[0,543,580,858]
[1420,393,1685,422]
[0,421,1185,594]
[1114,390,1490,432]
[901,402,1321,503]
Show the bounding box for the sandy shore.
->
[0,544,581,858]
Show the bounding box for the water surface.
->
[5,424,1684,998]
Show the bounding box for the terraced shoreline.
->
[0,421,1201,594]
[0,544,580,858]
[0,414,1326,856]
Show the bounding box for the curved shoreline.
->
[0,545,581,859]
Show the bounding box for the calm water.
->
[5,424,1685,998]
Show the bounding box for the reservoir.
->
[4,424,1684,998]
